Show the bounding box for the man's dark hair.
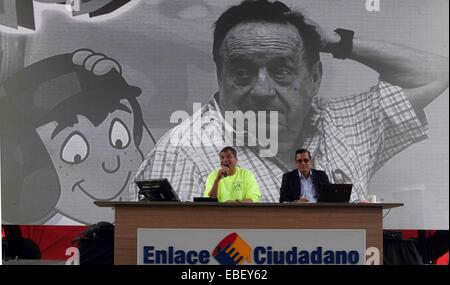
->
[213,0,321,70]
[220,146,237,158]
[295,148,311,160]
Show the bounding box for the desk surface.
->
[100,201,399,264]
[95,201,403,209]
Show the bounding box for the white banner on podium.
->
[137,228,365,265]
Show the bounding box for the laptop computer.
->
[319,184,353,202]
[135,179,181,202]
[193,197,218,202]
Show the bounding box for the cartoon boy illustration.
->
[0,49,155,225]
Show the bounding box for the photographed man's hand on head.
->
[302,17,340,52]
[303,10,448,113]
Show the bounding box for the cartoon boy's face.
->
[37,99,142,224]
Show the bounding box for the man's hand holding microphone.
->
[209,163,230,199]
[217,163,231,180]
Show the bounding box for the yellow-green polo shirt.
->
[204,166,261,202]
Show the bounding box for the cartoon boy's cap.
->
[0,48,141,126]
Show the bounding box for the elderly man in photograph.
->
[131,0,449,203]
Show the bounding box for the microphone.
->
[223,164,230,178]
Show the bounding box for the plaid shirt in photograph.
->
[129,81,429,202]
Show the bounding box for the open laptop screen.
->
[319,184,353,202]
[135,179,181,202]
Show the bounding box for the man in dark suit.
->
[279,149,330,203]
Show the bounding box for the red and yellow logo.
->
[212,232,252,265]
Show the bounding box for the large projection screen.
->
[0,0,448,229]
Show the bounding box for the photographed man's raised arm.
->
[348,39,448,110]
[318,25,449,111]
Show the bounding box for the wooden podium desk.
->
[95,201,403,265]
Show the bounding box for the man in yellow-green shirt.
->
[204,146,260,202]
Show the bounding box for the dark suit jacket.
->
[279,169,330,203]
